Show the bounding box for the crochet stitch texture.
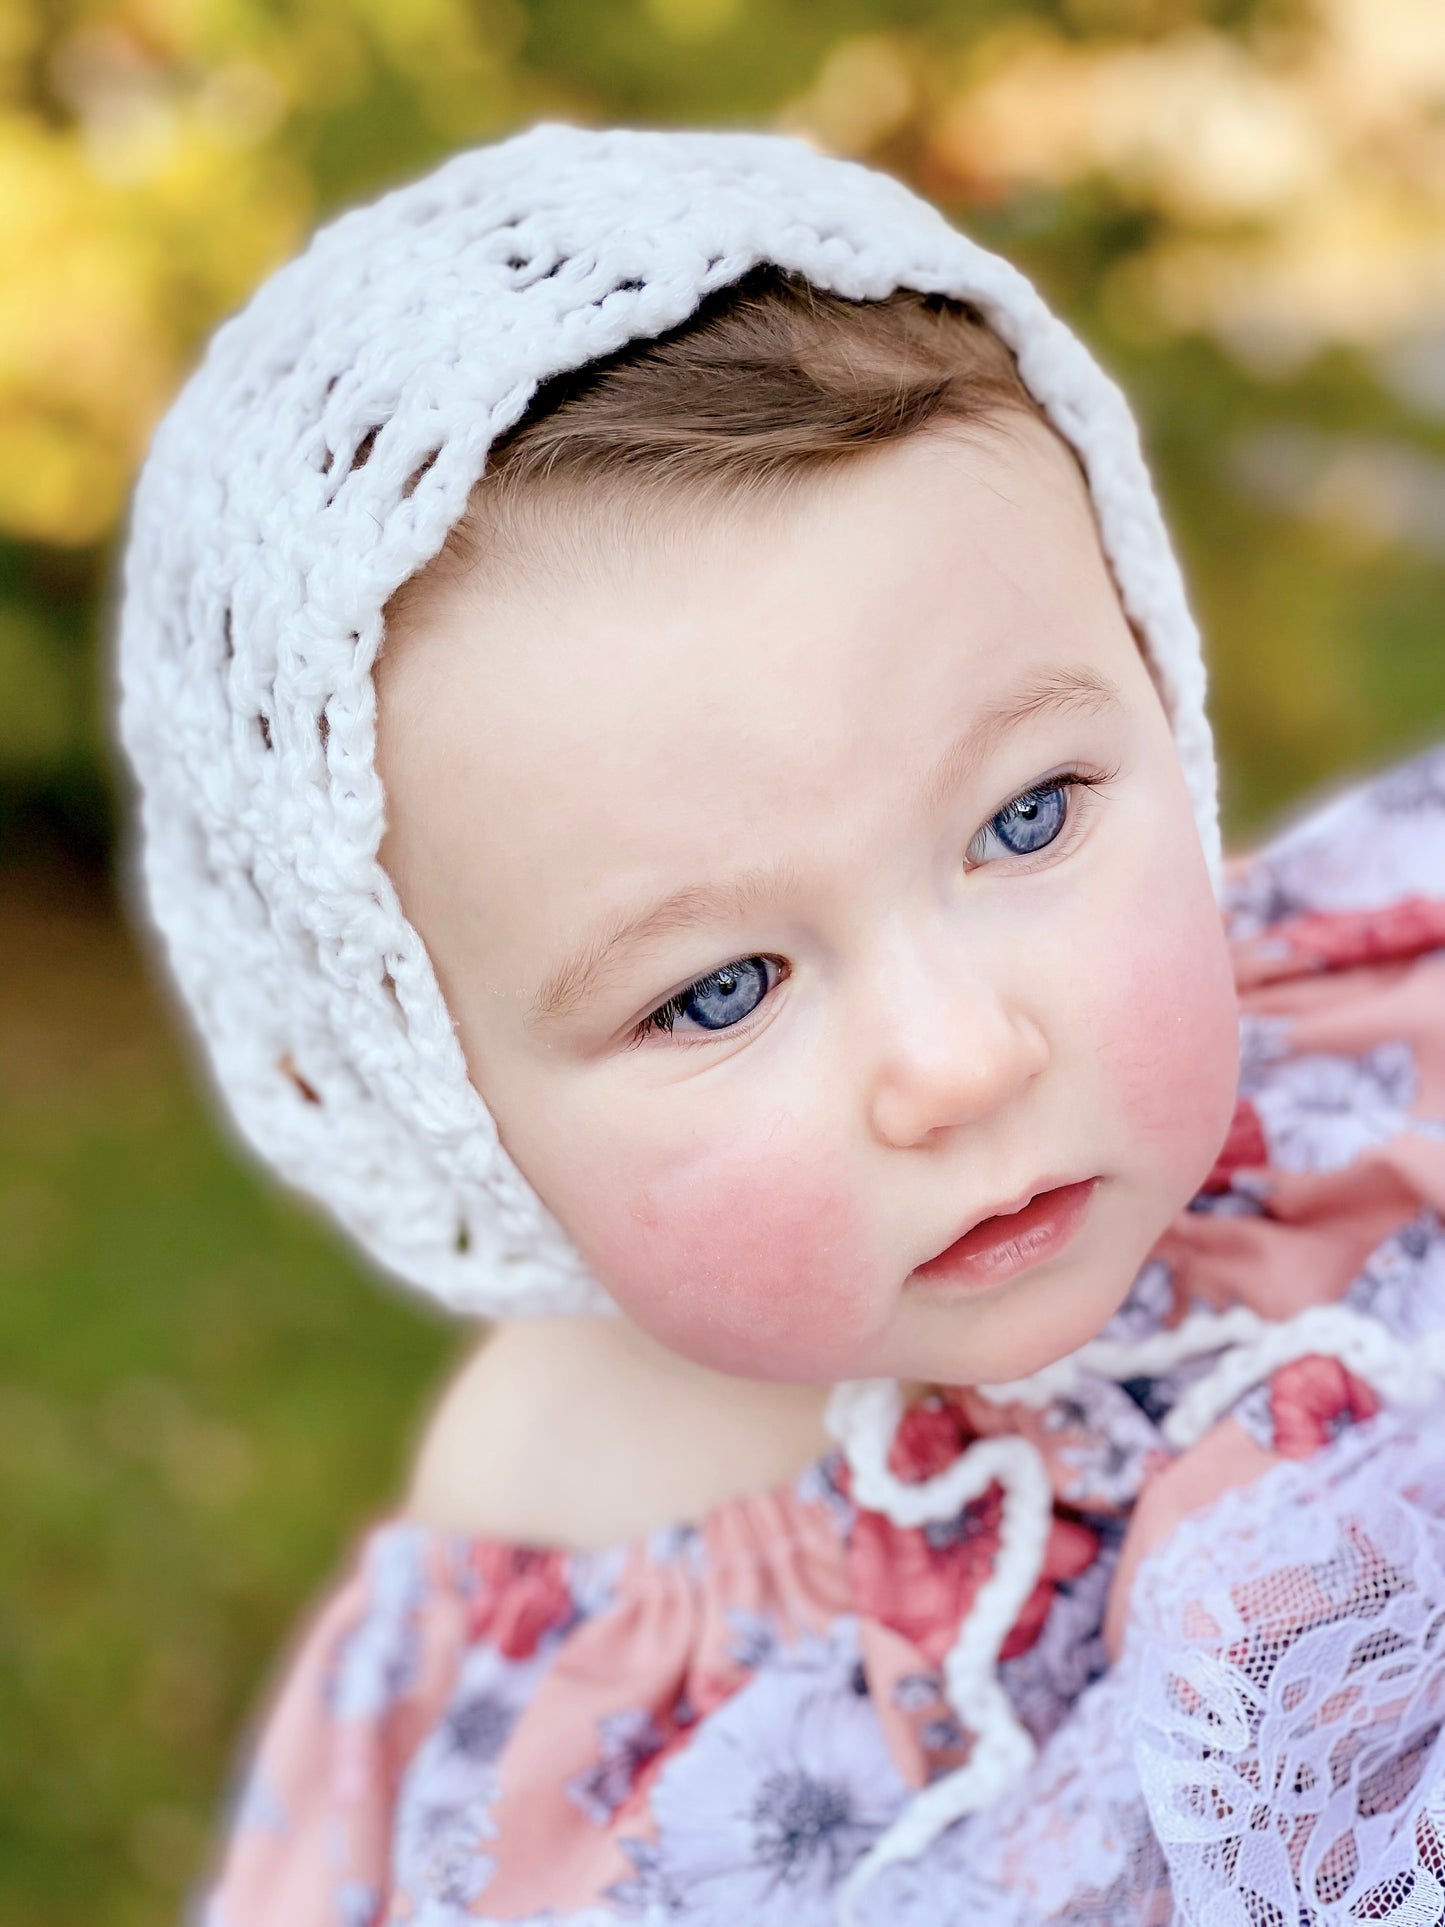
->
[115,121,1222,1323]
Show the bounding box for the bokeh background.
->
[3,1,1443,1920]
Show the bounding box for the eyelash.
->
[625,763,1119,1049]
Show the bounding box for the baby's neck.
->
[401,1313,838,1550]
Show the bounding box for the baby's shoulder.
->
[401,1319,834,1550]
[402,1325,623,1547]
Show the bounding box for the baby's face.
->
[376,416,1240,1387]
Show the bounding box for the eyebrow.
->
[525,662,1123,1029]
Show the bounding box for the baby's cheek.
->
[1091,886,1240,1186]
[567,1131,884,1381]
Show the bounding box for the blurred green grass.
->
[0,859,458,1926]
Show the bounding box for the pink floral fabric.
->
[196,745,1445,1927]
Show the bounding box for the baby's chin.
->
[871,1247,1147,1390]
[623,1299,897,1387]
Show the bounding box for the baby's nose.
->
[865,959,1050,1148]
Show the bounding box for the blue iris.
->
[989,780,1069,857]
[679,957,770,1032]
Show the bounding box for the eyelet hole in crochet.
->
[380,966,405,1026]
[323,424,383,507]
[256,713,273,751]
[455,1221,471,1254]
[278,1053,322,1104]
[317,709,329,754]
[511,253,568,289]
[401,451,439,499]
[591,278,645,311]
[221,607,233,663]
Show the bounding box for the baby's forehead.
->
[379,408,1102,676]
[374,420,1137,890]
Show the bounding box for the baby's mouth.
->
[908,1178,1100,1295]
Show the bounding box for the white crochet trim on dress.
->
[114,120,1221,1321]
[975,1302,1272,1412]
[825,1379,1055,1922]
[976,1299,1445,1447]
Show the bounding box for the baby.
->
[115,126,1445,1926]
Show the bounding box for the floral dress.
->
[196,744,1445,1927]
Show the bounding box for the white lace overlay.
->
[851,1400,1445,1925]
[1131,1402,1445,1926]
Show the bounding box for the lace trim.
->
[1126,1402,1445,1924]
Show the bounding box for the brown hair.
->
[384,266,1076,630]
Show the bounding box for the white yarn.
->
[114,120,1223,1326]
[825,1381,1054,1923]
[1157,1304,1445,1448]
[975,1299,1445,1450]
[975,1302,1272,1411]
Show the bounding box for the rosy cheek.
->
[566,1131,884,1381]
[1093,888,1240,1184]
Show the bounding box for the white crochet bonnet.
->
[115,120,1223,1324]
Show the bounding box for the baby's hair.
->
[383,266,1080,635]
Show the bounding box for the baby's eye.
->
[631,955,782,1046]
[968,772,1094,865]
